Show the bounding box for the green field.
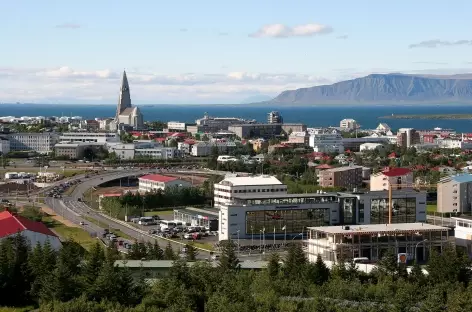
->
[42,216,97,251]
[427,204,437,213]
[0,307,35,312]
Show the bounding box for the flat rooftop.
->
[218,175,283,186]
[174,207,219,218]
[308,223,448,235]
[233,192,338,200]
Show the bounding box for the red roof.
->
[139,174,178,183]
[315,164,333,169]
[381,167,411,177]
[388,152,397,159]
[154,137,166,142]
[183,139,196,145]
[0,211,57,238]
[100,193,122,197]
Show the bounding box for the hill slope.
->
[268,73,472,104]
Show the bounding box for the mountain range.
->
[262,73,472,105]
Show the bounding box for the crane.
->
[387,183,437,224]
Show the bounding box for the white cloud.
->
[249,23,333,38]
[0,66,332,104]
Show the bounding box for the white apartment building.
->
[107,143,135,159]
[308,129,344,153]
[452,217,472,256]
[138,174,191,192]
[436,138,472,150]
[178,142,191,154]
[359,143,385,152]
[167,121,186,131]
[214,175,287,208]
[8,133,59,154]
[0,137,10,155]
[99,119,114,131]
[339,119,358,130]
[59,132,119,143]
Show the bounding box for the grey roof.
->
[174,207,219,218]
[232,192,338,200]
[308,223,448,235]
[114,260,268,269]
[116,70,132,117]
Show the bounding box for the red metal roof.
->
[139,174,178,183]
[381,167,411,177]
[0,211,57,238]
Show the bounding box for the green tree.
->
[164,242,176,260]
[185,244,198,261]
[284,243,307,278]
[218,241,240,274]
[306,255,330,285]
[82,241,105,288]
[266,253,281,278]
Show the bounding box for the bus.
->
[159,220,177,229]
[138,217,156,226]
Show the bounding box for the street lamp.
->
[414,239,428,263]
[292,232,303,241]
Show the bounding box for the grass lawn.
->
[42,216,97,251]
[144,210,174,217]
[427,204,437,213]
[192,242,214,251]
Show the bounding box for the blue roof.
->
[452,174,472,183]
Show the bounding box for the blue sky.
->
[1,0,472,104]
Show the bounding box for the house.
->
[0,210,62,250]
[370,167,413,191]
[138,174,192,192]
[376,123,391,133]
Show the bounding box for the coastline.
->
[379,114,472,120]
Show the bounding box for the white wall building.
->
[108,143,136,159]
[138,174,192,192]
[359,143,385,152]
[0,211,62,250]
[214,175,287,208]
[167,121,186,131]
[340,119,358,130]
[60,132,119,143]
[135,147,181,159]
[191,141,237,157]
[8,133,59,154]
[452,217,472,257]
[309,130,344,154]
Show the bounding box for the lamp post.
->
[414,239,428,263]
[292,232,303,240]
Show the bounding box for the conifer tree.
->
[267,253,281,278]
[164,242,176,260]
[185,243,198,261]
[218,240,240,273]
[150,240,164,260]
[83,241,105,287]
[284,243,307,278]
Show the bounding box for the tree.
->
[164,242,176,260]
[266,253,281,278]
[184,244,198,261]
[218,240,240,273]
[148,241,164,260]
[82,241,105,288]
[284,243,307,278]
[306,255,330,285]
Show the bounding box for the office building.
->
[138,174,191,192]
[135,147,181,159]
[186,113,255,135]
[267,111,283,124]
[359,143,385,152]
[318,165,363,190]
[173,207,219,230]
[8,133,59,154]
[214,175,287,208]
[437,174,472,214]
[308,129,344,153]
[217,189,427,241]
[190,141,236,157]
[228,123,306,140]
[54,143,86,159]
[397,128,420,148]
[59,132,119,143]
[452,217,472,256]
[113,71,144,130]
[370,168,413,191]
[0,137,10,155]
[167,121,186,132]
[339,119,358,130]
[342,137,392,152]
[306,223,448,263]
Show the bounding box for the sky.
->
[2,0,472,104]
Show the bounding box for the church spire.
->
[116,70,132,119]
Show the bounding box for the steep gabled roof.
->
[0,211,57,238]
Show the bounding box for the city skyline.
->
[2,0,472,104]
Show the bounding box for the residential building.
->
[187,113,255,135]
[397,128,420,148]
[99,118,114,131]
[309,130,344,153]
[218,189,427,241]
[306,223,448,263]
[80,119,100,130]
[167,121,186,132]
[359,143,385,152]
[0,210,62,250]
[177,142,191,154]
[421,134,436,144]
[452,217,472,257]
[343,137,391,152]
[54,143,86,159]
[59,132,119,143]
[251,139,268,153]
[437,174,472,214]
[190,141,236,157]
[112,70,144,130]
[339,119,358,130]
[0,136,10,155]
[370,167,413,191]
[318,165,363,190]
[138,174,191,192]
[8,133,59,153]
[287,131,309,145]
[267,111,283,124]
[214,175,286,208]
[107,143,135,159]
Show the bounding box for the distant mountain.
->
[240,95,273,104]
[265,73,472,105]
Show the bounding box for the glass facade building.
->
[370,197,416,224]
